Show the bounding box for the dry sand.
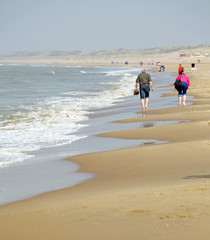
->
[0,60,210,240]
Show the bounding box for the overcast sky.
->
[1,0,210,52]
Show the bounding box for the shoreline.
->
[0,69,176,206]
[0,61,210,239]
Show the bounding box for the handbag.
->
[173,76,183,90]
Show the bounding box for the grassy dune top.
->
[1,44,210,64]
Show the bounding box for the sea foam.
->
[0,65,140,168]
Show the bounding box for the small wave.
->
[0,95,91,168]
[99,82,118,85]
[103,67,140,76]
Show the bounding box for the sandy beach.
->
[0,60,210,240]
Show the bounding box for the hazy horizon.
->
[1,0,210,53]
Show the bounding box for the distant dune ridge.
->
[0,44,210,65]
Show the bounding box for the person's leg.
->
[178,87,183,106]
[141,99,145,110]
[182,82,188,106]
[144,85,150,109]
[183,95,186,106]
[140,84,146,110]
[178,96,182,106]
[145,97,149,109]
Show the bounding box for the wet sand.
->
[0,61,210,240]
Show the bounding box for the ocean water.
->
[0,64,141,168]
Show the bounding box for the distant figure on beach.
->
[191,63,197,72]
[135,69,153,110]
[175,72,190,106]
[178,64,184,74]
[160,65,165,72]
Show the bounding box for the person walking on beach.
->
[175,72,190,106]
[135,69,153,110]
[178,64,184,74]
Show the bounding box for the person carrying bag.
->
[174,72,190,106]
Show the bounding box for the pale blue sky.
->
[1,0,210,52]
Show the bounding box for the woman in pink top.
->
[175,73,190,106]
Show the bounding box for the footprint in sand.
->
[131,209,151,214]
[160,215,171,219]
